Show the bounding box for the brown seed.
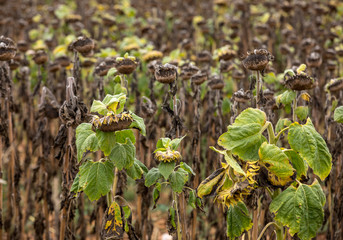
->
[70,36,94,56]
[197,50,212,64]
[306,52,322,68]
[48,62,60,73]
[284,73,315,91]
[55,55,71,67]
[191,70,207,85]
[0,36,16,61]
[92,113,133,132]
[33,50,48,65]
[180,63,199,81]
[232,89,250,103]
[327,78,343,92]
[17,40,29,53]
[115,58,137,75]
[242,49,273,71]
[208,74,224,90]
[154,63,177,84]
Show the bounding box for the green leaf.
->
[126,158,145,180]
[270,180,325,240]
[106,67,117,79]
[226,201,253,239]
[129,112,146,136]
[122,206,131,233]
[113,83,127,95]
[90,100,108,115]
[288,118,332,180]
[295,106,309,121]
[259,143,295,186]
[102,93,127,113]
[145,168,162,187]
[263,72,277,84]
[96,130,116,156]
[70,173,81,193]
[153,147,167,153]
[218,108,267,161]
[115,129,136,144]
[276,90,296,107]
[169,136,185,150]
[156,138,171,148]
[284,69,295,77]
[275,118,292,134]
[76,123,99,162]
[158,161,176,180]
[334,106,343,123]
[169,168,188,193]
[152,182,161,208]
[188,190,196,208]
[180,162,195,175]
[210,147,246,176]
[80,160,115,201]
[109,139,135,170]
[135,159,148,173]
[78,160,93,189]
[169,207,176,228]
[284,150,307,180]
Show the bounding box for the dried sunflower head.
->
[92,112,133,132]
[154,149,182,163]
[242,49,273,71]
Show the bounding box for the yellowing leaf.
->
[53,45,67,55]
[297,64,307,74]
[101,201,124,238]
[300,92,311,102]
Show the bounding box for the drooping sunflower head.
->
[154,149,182,163]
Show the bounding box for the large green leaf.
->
[226,201,253,239]
[70,173,81,193]
[295,106,309,121]
[169,136,185,150]
[158,161,176,180]
[115,129,136,144]
[129,112,146,136]
[169,168,188,193]
[288,118,332,180]
[258,143,295,186]
[96,130,116,156]
[102,93,126,113]
[180,162,195,175]
[80,160,115,201]
[109,139,135,170]
[334,106,343,123]
[126,158,146,180]
[78,160,94,189]
[210,147,246,176]
[156,138,171,148]
[145,168,162,187]
[270,180,325,240]
[76,123,99,162]
[218,108,267,161]
[284,150,307,180]
[276,90,296,107]
[90,100,108,115]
